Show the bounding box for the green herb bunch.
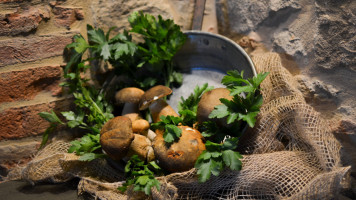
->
[128,12,186,88]
[39,58,114,159]
[151,115,183,144]
[150,84,213,144]
[178,83,213,127]
[38,11,187,161]
[119,155,162,195]
[209,70,269,127]
[194,70,269,183]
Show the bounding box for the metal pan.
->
[168,31,257,111]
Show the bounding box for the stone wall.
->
[1,0,355,181]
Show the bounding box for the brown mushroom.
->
[125,134,154,162]
[153,126,206,173]
[197,88,233,126]
[100,116,134,161]
[115,87,144,115]
[139,85,178,122]
[123,113,141,122]
[132,119,150,136]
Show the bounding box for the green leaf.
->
[68,140,81,153]
[238,111,259,127]
[136,175,149,185]
[73,36,89,53]
[226,113,239,124]
[229,85,255,96]
[209,104,229,119]
[39,111,63,124]
[87,25,106,44]
[39,124,56,149]
[100,42,111,60]
[105,26,117,40]
[163,124,182,143]
[222,137,239,150]
[251,72,269,88]
[120,155,161,196]
[172,71,183,85]
[222,150,242,171]
[61,111,76,121]
[78,152,102,161]
[178,109,196,127]
[195,159,213,182]
[67,120,80,128]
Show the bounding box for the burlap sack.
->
[7,52,350,200]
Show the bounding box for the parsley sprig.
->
[119,155,161,195]
[195,137,242,182]
[209,70,269,127]
[194,70,268,182]
[178,83,213,127]
[151,115,183,144]
[129,11,186,88]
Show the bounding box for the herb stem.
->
[82,86,108,122]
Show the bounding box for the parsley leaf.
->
[178,83,213,126]
[195,138,242,183]
[151,115,182,144]
[209,70,269,128]
[68,133,104,161]
[119,155,161,195]
[128,11,186,88]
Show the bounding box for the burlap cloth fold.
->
[7,52,351,200]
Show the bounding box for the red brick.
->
[0,7,50,36]
[52,6,84,29]
[0,98,72,141]
[0,65,63,103]
[0,0,23,2]
[0,33,74,67]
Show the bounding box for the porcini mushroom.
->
[115,87,144,115]
[100,116,134,161]
[132,119,150,136]
[125,134,155,162]
[153,126,206,173]
[139,85,178,122]
[197,88,233,126]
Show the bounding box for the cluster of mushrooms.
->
[100,85,232,173]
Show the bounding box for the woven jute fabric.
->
[7,52,350,199]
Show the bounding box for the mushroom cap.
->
[132,119,150,135]
[100,116,134,161]
[123,113,141,122]
[197,88,233,125]
[115,87,145,104]
[150,99,179,122]
[139,85,172,110]
[153,126,206,173]
[125,134,152,161]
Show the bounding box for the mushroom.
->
[100,116,134,161]
[123,113,141,122]
[115,87,144,115]
[125,134,155,162]
[197,88,233,127]
[153,126,206,173]
[139,85,178,122]
[101,116,154,162]
[132,119,150,136]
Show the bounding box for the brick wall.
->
[0,0,91,176]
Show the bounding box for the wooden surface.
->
[191,0,206,30]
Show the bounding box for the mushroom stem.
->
[149,99,179,122]
[121,102,139,116]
